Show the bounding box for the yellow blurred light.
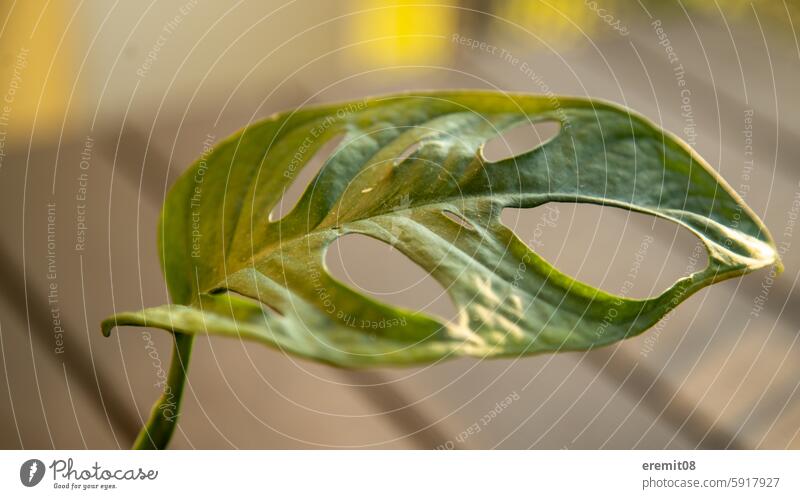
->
[0,0,75,144]
[495,0,601,46]
[350,0,456,66]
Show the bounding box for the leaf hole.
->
[325,233,459,323]
[442,210,476,231]
[481,119,560,163]
[268,132,346,222]
[500,203,709,299]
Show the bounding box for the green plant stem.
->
[132,332,194,450]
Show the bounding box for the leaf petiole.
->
[132,333,194,450]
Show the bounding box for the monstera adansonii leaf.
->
[103,91,779,368]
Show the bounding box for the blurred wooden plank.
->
[369,354,694,449]
[0,284,120,449]
[0,141,147,448]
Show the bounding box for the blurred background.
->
[1,0,799,449]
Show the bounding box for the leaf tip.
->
[100,317,116,337]
[772,251,785,275]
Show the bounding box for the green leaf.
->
[103,90,779,368]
